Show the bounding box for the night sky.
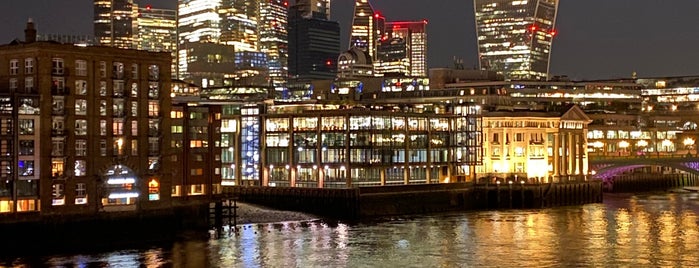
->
[1,0,698,80]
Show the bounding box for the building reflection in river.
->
[14,193,699,267]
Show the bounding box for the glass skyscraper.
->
[474,0,559,80]
[260,0,289,87]
[376,21,428,77]
[350,0,382,62]
[94,0,136,49]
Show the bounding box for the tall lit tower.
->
[259,0,288,87]
[349,0,382,61]
[376,20,428,77]
[295,0,330,20]
[178,0,222,43]
[94,0,136,49]
[136,5,178,77]
[474,0,559,80]
[219,0,260,52]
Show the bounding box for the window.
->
[100,120,107,136]
[171,111,183,119]
[75,183,87,204]
[9,59,18,75]
[52,77,64,91]
[149,137,159,155]
[100,100,107,116]
[52,58,64,75]
[131,140,138,156]
[114,99,125,117]
[75,119,87,135]
[75,99,87,115]
[148,82,159,98]
[99,61,107,78]
[75,80,87,95]
[131,121,138,136]
[515,133,524,142]
[51,138,64,156]
[24,77,34,91]
[52,159,64,177]
[131,83,138,97]
[75,140,87,156]
[99,81,107,96]
[131,101,138,116]
[113,120,124,135]
[52,117,64,135]
[24,58,33,74]
[149,120,160,136]
[19,140,34,155]
[75,60,87,76]
[100,140,107,156]
[114,81,125,97]
[74,160,86,176]
[52,184,65,206]
[19,119,34,135]
[114,138,125,155]
[113,62,124,79]
[19,160,34,176]
[9,78,17,90]
[148,64,159,80]
[492,133,499,143]
[131,63,138,79]
[52,97,64,115]
[148,101,160,117]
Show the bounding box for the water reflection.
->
[5,192,699,267]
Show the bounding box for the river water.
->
[3,192,699,267]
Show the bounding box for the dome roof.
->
[338,47,372,65]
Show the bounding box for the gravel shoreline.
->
[232,202,319,224]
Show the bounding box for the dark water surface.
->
[3,192,699,267]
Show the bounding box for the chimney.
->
[25,18,37,43]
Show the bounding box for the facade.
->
[349,0,382,62]
[288,3,341,80]
[94,0,136,49]
[219,0,260,52]
[136,6,178,78]
[259,0,289,88]
[294,0,331,20]
[480,106,591,183]
[473,0,559,80]
[178,42,237,88]
[376,21,427,77]
[0,26,172,215]
[177,0,221,44]
[337,47,374,78]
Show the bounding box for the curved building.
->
[474,0,559,81]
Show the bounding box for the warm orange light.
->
[149,178,159,188]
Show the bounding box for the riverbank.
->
[234,202,319,224]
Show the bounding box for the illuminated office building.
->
[294,0,330,20]
[178,0,221,43]
[219,0,260,52]
[94,0,136,49]
[376,21,427,77]
[349,0,382,62]
[136,6,177,78]
[288,2,341,80]
[259,0,289,87]
[473,0,559,80]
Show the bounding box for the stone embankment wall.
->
[227,181,604,219]
[607,173,699,192]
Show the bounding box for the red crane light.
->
[326,60,332,66]
[550,30,557,37]
[530,25,537,31]
[146,4,152,10]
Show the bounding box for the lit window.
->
[75,60,87,76]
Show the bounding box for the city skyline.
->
[0,0,698,80]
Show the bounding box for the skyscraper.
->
[376,20,428,77]
[294,0,330,20]
[288,1,340,80]
[259,0,288,87]
[94,0,136,49]
[177,0,221,43]
[219,0,260,52]
[136,6,177,77]
[474,0,559,80]
[349,0,382,62]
